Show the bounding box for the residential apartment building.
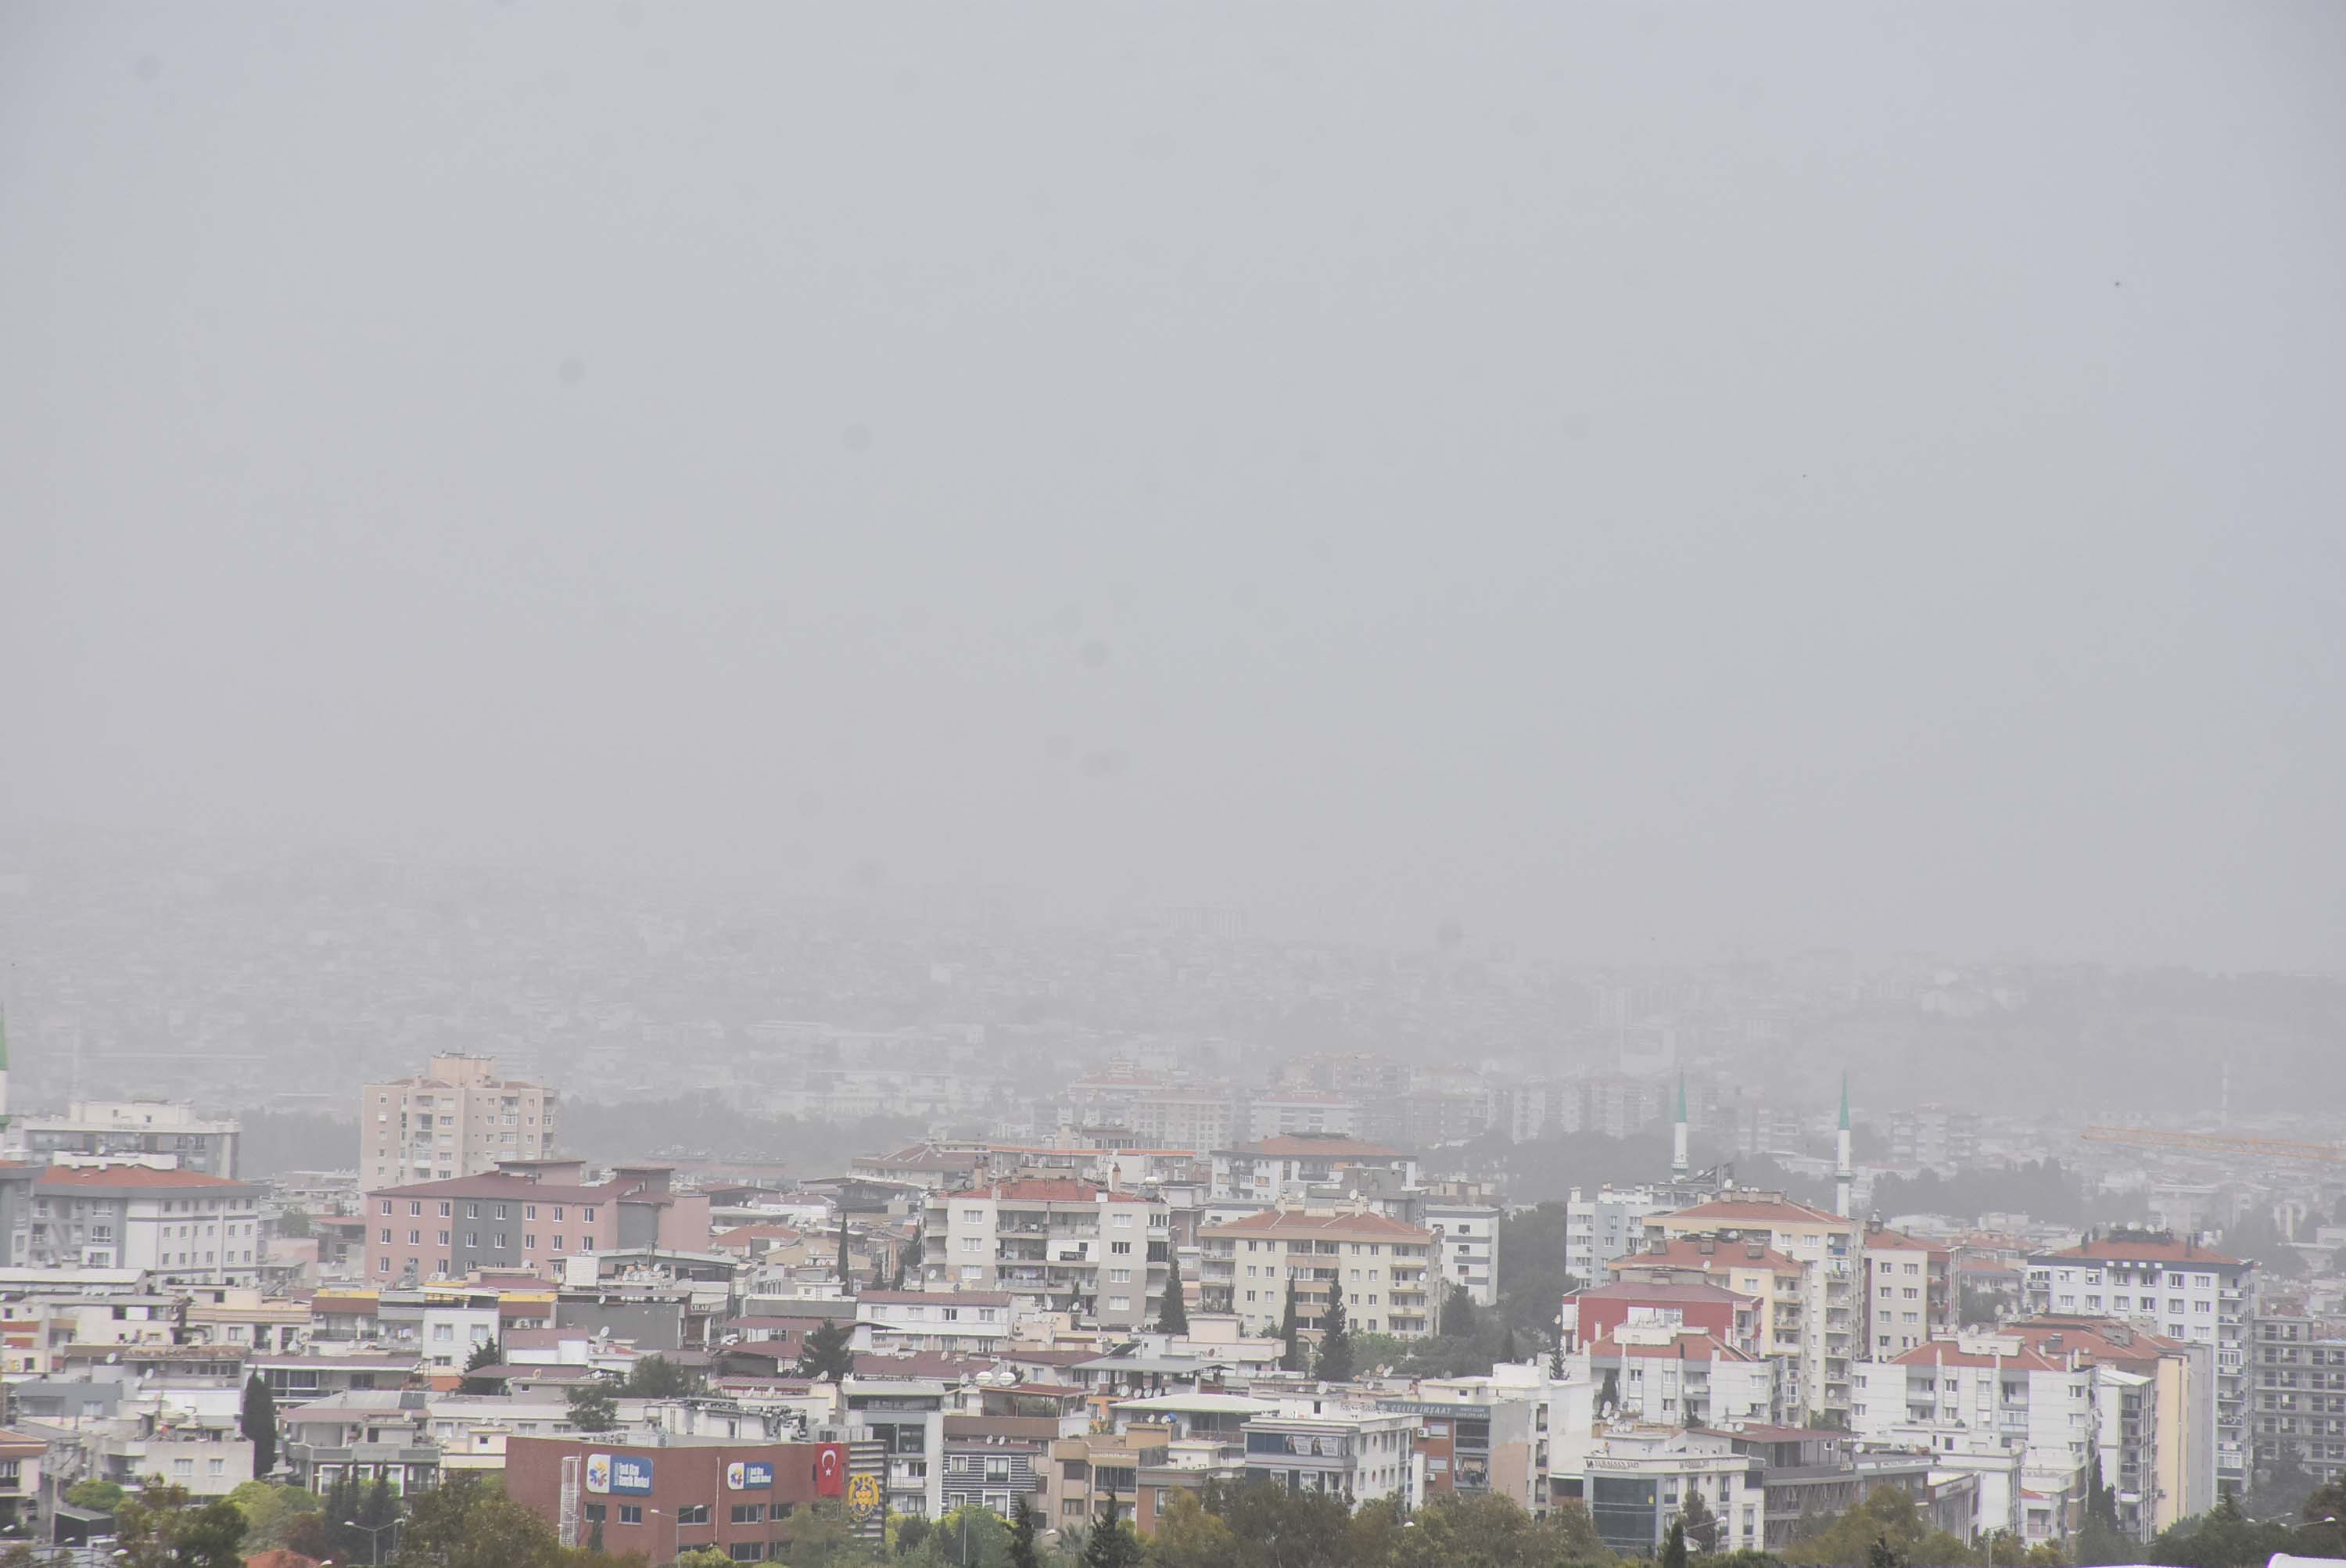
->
[918,1179,1169,1330]
[1209,1138,1419,1205]
[2250,1305,2346,1491]
[1242,1408,1422,1507]
[1887,1106,1981,1172]
[1381,1369,1566,1515]
[1574,1325,1781,1428]
[1198,1204,1436,1338]
[361,1162,709,1283]
[1848,1336,2094,1545]
[1862,1223,1956,1358]
[1426,1200,1502,1310]
[1565,1186,1675,1285]
[360,1053,558,1189]
[1648,1195,1860,1423]
[2023,1232,2255,1493]
[1128,1086,1235,1152]
[1244,1093,1358,1142]
[2003,1315,2215,1534]
[24,1166,267,1285]
[1569,1424,1769,1557]
[13,1100,241,1176]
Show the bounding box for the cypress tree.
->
[239,1372,278,1477]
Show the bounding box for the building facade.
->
[24,1166,267,1285]
[361,1163,709,1284]
[360,1054,559,1189]
[14,1101,241,1176]
[918,1179,1169,1330]
[1198,1204,1435,1338]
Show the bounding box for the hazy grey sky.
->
[5,2,2341,968]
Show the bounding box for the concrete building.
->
[1888,1106,1981,1172]
[918,1179,1170,1330]
[1209,1137,1418,1204]
[843,1375,949,1520]
[1575,1326,1781,1427]
[14,1100,241,1175]
[2249,1304,2346,1494]
[1244,1093,1358,1143]
[1242,1408,1422,1507]
[2003,1315,2215,1535]
[1569,1424,1769,1556]
[2023,1231,2255,1494]
[1648,1195,1860,1424]
[1847,1335,2093,1545]
[361,1162,710,1284]
[1861,1223,1957,1359]
[1425,1200,1503,1311]
[24,1165,267,1285]
[360,1053,558,1189]
[504,1433,874,1561]
[1198,1204,1436,1338]
[1565,1186,1676,1286]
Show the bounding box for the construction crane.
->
[2080,1126,2346,1164]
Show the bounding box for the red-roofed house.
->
[362,1163,710,1284]
[2023,1229,2254,1497]
[27,1165,267,1284]
[919,1180,1171,1331]
[1199,1203,1436,1338]
[1650,1193,1860,1426]
[1574,1323,1780,1426]
[1850,1333,2096,1545]
[1561,1279,1760,1355]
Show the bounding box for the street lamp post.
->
[343,1516,399,1566]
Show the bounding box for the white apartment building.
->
[1128,1086,1235,1151]
[1849,1336,2093,1545]
[2024,1233,2254,1493]
[13,1100,242,1176]
[25,1166,267,1286]
[360,1053,558,1189]
[1246,1093,1358,1142]
[918,1179,1169,1330]
[1649,1195,1860,1425]
[1566,1186,1675,1285]
[1426,1201,1503,1309]
[1211,1138,1419,1204]
[1574,1425,1768,1557]
[1242,1408,1422,1507]
[1198,1204,1436,1338]
[1862,1224,1957,1358]
[1573,1325,1782,1428]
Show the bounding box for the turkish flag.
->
[815,1443,845,1497]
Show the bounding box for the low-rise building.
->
[25,1167,267,1285]
[1240,1407,1421,1508]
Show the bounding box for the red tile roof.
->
[1585,1329,1756,1362]
[1864,1229,1952,1255]
[1663,1197,1849,1228]
[1887,1343,2066,1372]
[1203,1208,1433,1242]
[2029,1236,2245,1267]
[2001,1316,2187,1366]
[37,1165,254,1190]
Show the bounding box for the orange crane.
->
[2080,1126,2346,1164]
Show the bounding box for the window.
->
[583,1207,596,1222]
[676,1503,708,1524]
[729,1546,766,1563]
[526,1204,538,1220]
[731,1503,766,1523]
[619,1505,642,1524]
[1113,1212,1133,1228]
[583,1505,607,1523]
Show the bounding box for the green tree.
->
[1160,1250,1190,1334]
[798,1317,858,1383]
[771,1498,874,1568]
[678,1551,737,1568]
[274,1207,314,1238]
[1315,1293,1354,1383]
[67,1478,126,1513]
[619,1355,707,1398]
[1148,1490,1235,1568]
[933,1504,1009,1567]
[2248,1441,2319,1524]
[1440,1283,1480,1338]
[1783,1486,1968,1568]
[116,1482,249,1568]
[1681,1491,1721,1554]
[461,1337,505,1394]
[1279,1282,1305,1372]
[893,1514,932,1559]
[565,1381,619,1433]
[1007,1492,1042,1568]
[1082,1496,1142,1568]
[1597,1368,1620,1414]
[239,1373,279,1477]
[1548,1498,1606,1560]
[227,1481,323,1552]
[1663,1519,1690,1568]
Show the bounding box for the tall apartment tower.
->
[360,1053,558,1188]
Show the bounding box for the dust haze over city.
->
[2,5,2344,1566]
